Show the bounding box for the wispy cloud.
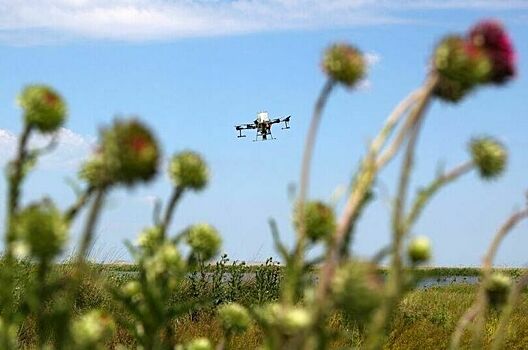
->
[0,128,95,170]
[1,0,526,45]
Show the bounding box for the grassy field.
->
[13,262,528,349]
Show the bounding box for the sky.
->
[0,0,527,266]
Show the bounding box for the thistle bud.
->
[121,281,141,300]
[71,310,115,349]
[433,75,474,103]
[186,223,222,260]
[470,137,507,180]
[99,119,160,186]
[485,273,511,308]
[136,226,163,252]
[434,36,491,88]
[144,242,184,281]
[18,85,67,133]
[169,151,209,191]
[332,260,382,324]
[407,236,432,264]
[322,44,366,87]
[218,303,251,333]
[79,154,111,188]
[294,201,336,242]
[186,338,212,350]
[280,306,312,334]
[469,20,516,84]
[14,200,67,261]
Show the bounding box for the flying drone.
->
[235,112,291,141]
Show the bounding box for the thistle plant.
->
[0,17,525,350]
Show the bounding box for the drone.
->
[235,112,291,141]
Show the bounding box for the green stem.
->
[64,186,95,224]
[6,124,33,246]
[450,207,528,350]
[36,259,49,350]
[491,272,528,350]
[285,79,334,304]
[405,161,474,228]
[76,188,106,264]
[159,186,184,239]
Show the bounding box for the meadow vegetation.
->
[1,18,527,349]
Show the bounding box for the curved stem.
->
[406,161,474,228]
[64,186,95,224]
[6,124,33,244]
[450,207,528,350]
[365,81,435,349]
[283,79,334,304]
[160,186,184,239]
[492,272,528,350]
[313,75,438,321]
[76,188,106,264]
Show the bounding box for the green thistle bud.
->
[186,223,222,260]
[280,306,312,334]
[218,303,251,333]
[434,36,492,88]
[71,310,115,349]
[433,75,474,103]
[121,281,141,300]
[169,151,209,191]
[186,338,212,350]
[470,137,507,180]
[407,236,432,264]
[14,200,67,260]
[136,226,163,252]
[322,44,366,87]
[79,154,111,188]
[100,118,160,186]
[294,201,336,242]
[18,85,67,133]
[332,260,382,325]
[485,273,511,308]
[144,242,184,281]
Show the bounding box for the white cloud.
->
[0,0,525,45]
[0,127,95,170]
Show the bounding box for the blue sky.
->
[0,1,527,266]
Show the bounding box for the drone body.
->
[235,112,291,141]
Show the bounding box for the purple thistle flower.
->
[469,20,516,84]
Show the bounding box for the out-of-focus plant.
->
[0,17,524,350]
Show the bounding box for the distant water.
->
[110,271,482,288]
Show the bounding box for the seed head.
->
[470,137,507,180]
[99,119,160,186]
[218,303,251,333]
[18,85,67,133]
[322,44,366,87]
[186,223,222,260]
[14,200,67,261]
[169,151,209,191]
[407,236,432,264]
[294,201,336,242]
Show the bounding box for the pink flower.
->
[469,20,516,84]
